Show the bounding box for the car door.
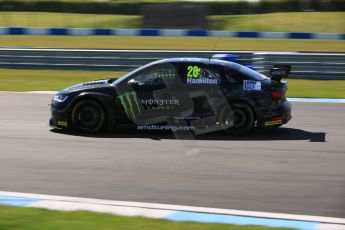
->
[177,62,223,122]
[114,63,182,126]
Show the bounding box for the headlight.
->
[52,94,69,103]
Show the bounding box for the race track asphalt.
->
[0,92,344,218]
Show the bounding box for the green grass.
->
[0,36,344,52]
[1,68,344,98]
[0,12,140,29]
[210,12,345,33]
[0,205,294,230]
[0,12,344,52]
[0,0,241,2]
[287,79,345,98]
[0,11,344,33]
[0,68,123,91]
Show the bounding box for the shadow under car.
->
[50,127,326,143]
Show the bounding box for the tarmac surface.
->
[0,92,344,218]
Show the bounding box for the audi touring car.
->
[50,57,291,135]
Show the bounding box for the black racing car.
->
[50,57,291,135]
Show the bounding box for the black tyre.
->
[71,99,105,133]
[220,103,255,135]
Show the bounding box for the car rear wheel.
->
[71,99,105,133]
[220,103,255,135]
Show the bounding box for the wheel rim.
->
[224,114,234,127]
[76,104,102,130]
[233,109,247,128]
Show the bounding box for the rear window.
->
[212,60,269,81]
[238,65,269,81]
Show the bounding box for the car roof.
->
[153,57,234,66]
[113,57,268,85]
[153,58,269,81]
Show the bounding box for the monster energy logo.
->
[118,91,142,120]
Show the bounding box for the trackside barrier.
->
[0,48,344,80]
[253,52,345,80]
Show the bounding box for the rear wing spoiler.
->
[270,65,291,82]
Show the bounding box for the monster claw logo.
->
[118,91,142,120]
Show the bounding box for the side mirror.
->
[128,79,139,86]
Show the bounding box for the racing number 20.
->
[187,66,200,78]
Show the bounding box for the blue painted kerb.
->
[288,98,345,103]
[166,211,320,230]
[0,195,39,206]
[0,195,326,230]
[1,27,344,40]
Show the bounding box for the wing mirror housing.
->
[128,79,139,86]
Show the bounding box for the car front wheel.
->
[71,99,105,133]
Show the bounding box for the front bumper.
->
[49,100,71,129]
[49,116,69,129]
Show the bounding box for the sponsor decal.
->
[118,91,142,119]
[174,116,201,120]
[186,65,218,85]
[57,120,67,127]
[141,99,179,106]
[187,77,218,85]
[137,125,195,132]
[243,80,261,91]
[118,91,181,119]
[264,119,283,126]
[141,98,179,110]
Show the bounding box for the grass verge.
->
[0,68,344,98]
[210,12,345,33]
[0,205,295,230]
[0,36,344,52]
[0,12,140,29]
[1,12,344,33]
[287,79,345,98]
[0,69,123,91]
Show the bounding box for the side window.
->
[224,67,250,83]
[182,64,220,85]
[132,64,178,86]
